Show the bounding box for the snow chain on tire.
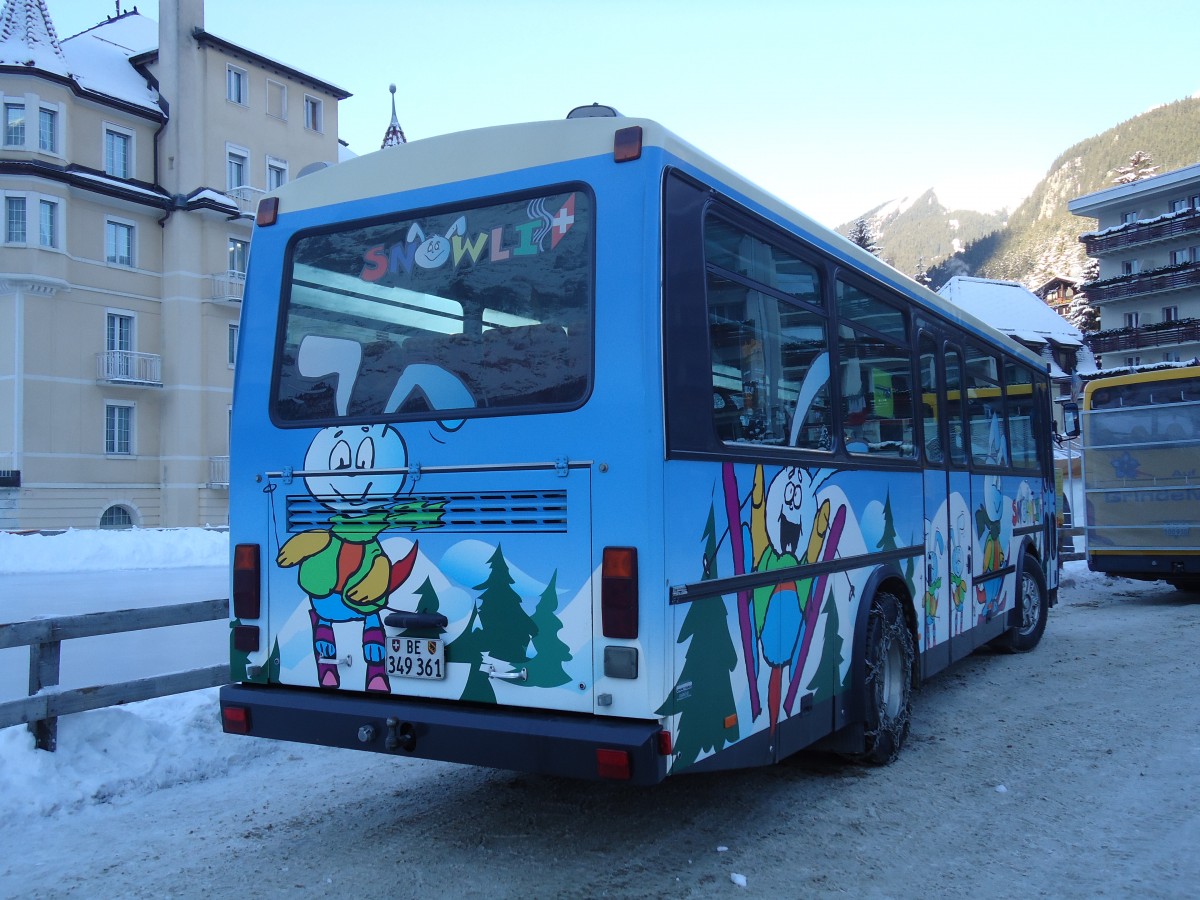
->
[859,592,914,765]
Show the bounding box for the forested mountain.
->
[841,97,1200,291]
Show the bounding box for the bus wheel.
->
[855,592,913,765]
[997,557,1048,653]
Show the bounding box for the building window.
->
[226,65,248,105]
[5,196,26,242]
[267,157,287,190]
[228,237,249,275]
[38,198,57,247]
[1163,305,1179,322]
[1163,351,1181,363]
[105,403,133,455]
[1125,356,1141,368]
[1170,248,1192,266]
[1123,312,1140,329]
[1121,211,1138,225]
[304,95,323,132]
[99,505,134,529]
[267,80,286,119]
[37,107,56,152]
[1191,194,1200,210]
[104,127,131,178]
[226,146,249,190]
[107,311,134,353]
[1121,259,1140,275]
[105,220,134,266]
[1171,198,1189,214]
[4,103,24,146]
[228,323,239,366]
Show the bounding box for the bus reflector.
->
[596,748,632,780]
[601,547,638,639]
[256,196,279,226]
[657,730,673,756]
[613,126,642,162]
[233,543,261,619]
[221,706,251,735]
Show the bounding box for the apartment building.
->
[0,0,349,529]
[1069,162,1200,369]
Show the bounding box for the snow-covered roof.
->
[60,11,159,112]
[937,276,1084,348]
[0,0,66,73]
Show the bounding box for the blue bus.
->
[219,108,1059,784]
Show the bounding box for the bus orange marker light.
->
[256,196,279,226]
[596,748,632,780]
[724,713,738,729]
[233,543,261,619]
[221,706,251,735]
[601,547,638,639]
[613,126,642,163]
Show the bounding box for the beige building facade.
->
[0,0,349,529]
[1069,162,1200,370]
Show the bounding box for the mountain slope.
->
[925,97,1200,289]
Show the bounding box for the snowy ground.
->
[1,531,1198,897]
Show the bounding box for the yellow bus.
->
[1082,366,1200,590]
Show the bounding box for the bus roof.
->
[1084,365,1200,403]
[269,115,1043,370]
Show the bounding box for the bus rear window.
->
[273,188,593,423]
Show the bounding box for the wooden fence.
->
[0,598,229,751]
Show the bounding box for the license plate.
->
[386,636,445,680]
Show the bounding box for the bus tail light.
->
[601,547,638,639]
[221,705,251,735]
[233,543,261,619]
[657,730,673,756]
[596,748,632,780]
[613,126,642,162]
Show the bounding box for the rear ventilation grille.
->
[285,491,567,533]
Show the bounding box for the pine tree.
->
[847,218,880,255]
[447,602,496,703]
[1065,292,1100,333]
[1111,150,1159,185]
[523,572,572,688]
[399,577,444,639]
[804,588,845,702]
[656,504,740,771]
[474,543,538,666]
[877,491,899,552]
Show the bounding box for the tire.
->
[996,556,1048,653]
[854,591,914,765]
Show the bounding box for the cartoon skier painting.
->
[923,530,944,647]
[949,512,969,634]
[277,422,445,692]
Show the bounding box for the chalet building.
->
[1032,274,1082,313]
[1069,162,1200,369]
[0,0,349,529]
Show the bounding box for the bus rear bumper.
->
[220,683,669,785]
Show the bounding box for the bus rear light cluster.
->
[221,705,251,735]
[601,547,638,639]
[596,748,632,780]
[233,543,261,619]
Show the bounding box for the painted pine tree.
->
[474,543,538,665]
[400,576,444,639]
[523,571,572,687]
[447,602,496,704]
[804,588,846,703]
[656,504,740,771]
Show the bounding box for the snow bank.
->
[0,528,228,574]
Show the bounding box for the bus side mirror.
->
[1061,402,1081,439]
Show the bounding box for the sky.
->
[40,0,1200,226]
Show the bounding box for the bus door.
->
[917,328,954,673]
[939,340,975,663]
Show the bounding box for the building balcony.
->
[209,270,245,302]
[1086,317,1200,354]
[208,456,230,489]
[1081,262,1200,305]
[1080,208,1200,257]
[95,350,163,386]
[225,185,265,215]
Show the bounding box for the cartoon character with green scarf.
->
[278,423,444,692]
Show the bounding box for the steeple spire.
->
[0,0,67,72]
[381,83,407,149]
